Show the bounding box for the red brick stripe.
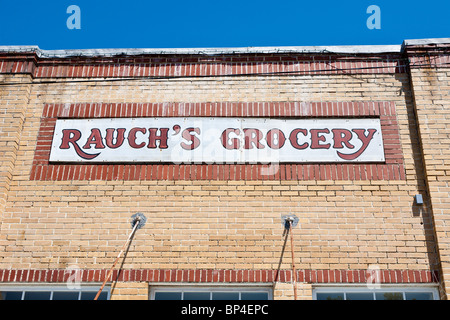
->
[0,54,407,77]
[41,101,395,118]
[0,268,438,284]
[31,101,405,181]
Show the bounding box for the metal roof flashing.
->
[0,38,448,58]
[401,38,450,51]
[0,45,402,58]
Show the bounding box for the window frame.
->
[312,284,439,300]
[150,284,273,300]
[0,285,111,300]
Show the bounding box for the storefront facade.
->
[0,38,449,300]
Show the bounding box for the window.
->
[151,286,272,300]
[313,286,439,300]
[0,286,110,300]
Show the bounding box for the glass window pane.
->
[154,292,182,300]
[346,292,374,300]
[0,291,23,300]
[316,293,344,300]
[80,291,108,300]
[184,292,210,300]
[241,292,269,300]
[212,292,239,300]
[405,292,433,300]
[24,291,51,300]
[375,292,403,300]
[52,291,80,300]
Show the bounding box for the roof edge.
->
[0,45,402,58]
[0,38,449,58]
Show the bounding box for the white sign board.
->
[49,117,385,163]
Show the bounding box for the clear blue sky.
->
[0,0,449,49]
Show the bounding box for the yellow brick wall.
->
[409,65,450,299]
[110,282,148,300]
[0,74,31,249]
[273,282,312,300]
[0,72,434,272]
[0,63,445,301]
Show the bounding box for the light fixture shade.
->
[281,214,299,228]
[130,212,147,229]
